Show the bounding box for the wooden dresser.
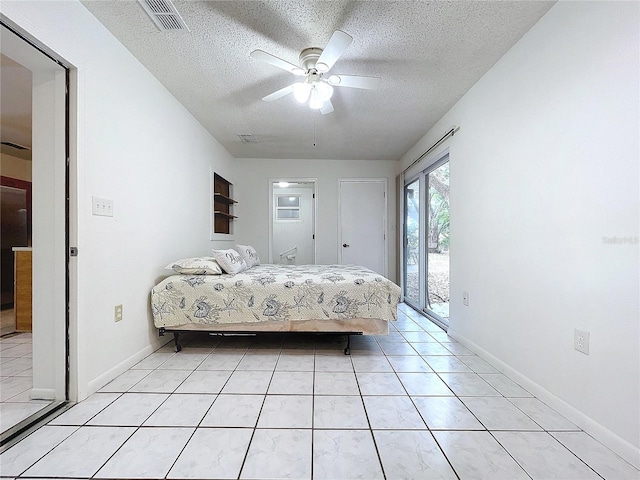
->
[13,247,32,332]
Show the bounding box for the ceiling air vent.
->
[138,0,190,32]
[0,142,30,150]
[238,134,258,144]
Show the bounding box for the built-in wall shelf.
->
[214,211,237,219]
[213,173,236,234]
[213,193,237,205]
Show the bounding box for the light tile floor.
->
[0,332,53,434]
[1,304,638,479]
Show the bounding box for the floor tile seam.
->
[87,424,147,479]
[550,430,640,475]
[2,387,36,403]
[486,429,597,480]
[501,395,570,432]
[401,347,491,433]
[164,424,200,480]
[431,360,502,398]
[236,366,277,480]
[3,424,81,478]
[428,427,468,480]
[311,352,316,480]
[169,342,249,395]
[451,393,525,432]
[352,358,388,480]
[49,392,125,427]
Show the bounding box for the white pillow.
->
[212,248,247,274]
[236,244,260,268]
[165,257,223,275]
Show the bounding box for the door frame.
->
[0,19,73,443]
[337,178,388,277]
[268,178,317,264]
[402,176,425,307]
[402,150,450,328]
[422,154,450,328]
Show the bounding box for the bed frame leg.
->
[343,335,351,355]
[173,332,182,352]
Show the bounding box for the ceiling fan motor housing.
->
[299,47,323,73]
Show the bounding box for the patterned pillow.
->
[165,257,223,275]
[236,244,260,268]
[212,248,247,274]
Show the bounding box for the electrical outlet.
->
[574,329,589,355]
[463,291,470,306]
[115,304,123,322]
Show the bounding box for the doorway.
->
[338,179,387,276]
[269,179,316,265]
[403,155,450,327]
[1,22,69,442]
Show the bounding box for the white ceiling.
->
[8,1,556,162]
[0,54,32,159]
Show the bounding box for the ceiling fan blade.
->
[320,100,334,115]
[262,84,295,102]
[250,50,305,75]
[316,30,353,72]
[331,74,381,90]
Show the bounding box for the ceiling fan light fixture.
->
[315,82,334,102]
[292,82,312,103]
[309,89,324,109]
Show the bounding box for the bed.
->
[151,263,401,354]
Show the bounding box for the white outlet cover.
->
[574,329,590,355]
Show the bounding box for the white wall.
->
[234,159,397,282]
[1,0,237,400]
[400,0,639,465]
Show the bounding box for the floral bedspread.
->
[151,264,401,328]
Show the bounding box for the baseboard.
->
[448,328,640,470]
[29,388,55,401]
[85,336,171,399]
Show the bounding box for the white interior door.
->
[339,179,386,275]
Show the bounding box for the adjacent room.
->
[0,1,638,478]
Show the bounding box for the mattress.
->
[151,264,401,329]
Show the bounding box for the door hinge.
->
[312,234,315,240]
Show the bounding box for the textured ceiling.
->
[80,1,554,160]
[0,54,32,159]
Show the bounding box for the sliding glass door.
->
[425,161,450,323]
[403,155,450,327]
[403,178,421,305]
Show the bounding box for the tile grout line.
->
[352,349,387,480]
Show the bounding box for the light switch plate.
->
[92,196,113,217]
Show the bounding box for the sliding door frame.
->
[401,149,450,330]
[0,17,72,447]
[422,154,450,329]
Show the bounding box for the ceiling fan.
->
[250,30,381,115]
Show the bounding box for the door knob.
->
[343,243,350,248]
